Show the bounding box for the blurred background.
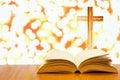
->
[0,0,120,64]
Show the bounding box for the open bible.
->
[37,49,118,73]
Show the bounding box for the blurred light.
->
[31,20,41,30]
[37,30,49,37]
[48,15,59,22]
[52,27,62,37]
[75,39,83,45]
[40,40,50,51]
[29,33,36,40]
[97,0,109,9]
[53,42,66,50]
[63,0,77,7]
[32,39,39,46]
[2,25,9,32]
[42,22,53,30]
[0,5,11,23]
[26,29,32,35]
[48,36,56,44]
[62,27,70,34]
[67,46,83,56]
[0,0,120,65]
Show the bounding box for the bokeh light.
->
[0,0,120,64]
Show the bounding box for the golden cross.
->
[77,7,103,50]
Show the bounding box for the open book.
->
[37,49,118,73]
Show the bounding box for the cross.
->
[77,7,103,50]
[118,16,120,21]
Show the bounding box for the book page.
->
[74,49,108,67]
[45,49,76,64]
[80,64,118,73]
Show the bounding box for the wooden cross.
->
[77,7,103,50]
[118,16,120,21]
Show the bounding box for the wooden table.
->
[0,64,120,80]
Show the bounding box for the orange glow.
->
[117,33,120,41]
[0,0,120,64]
